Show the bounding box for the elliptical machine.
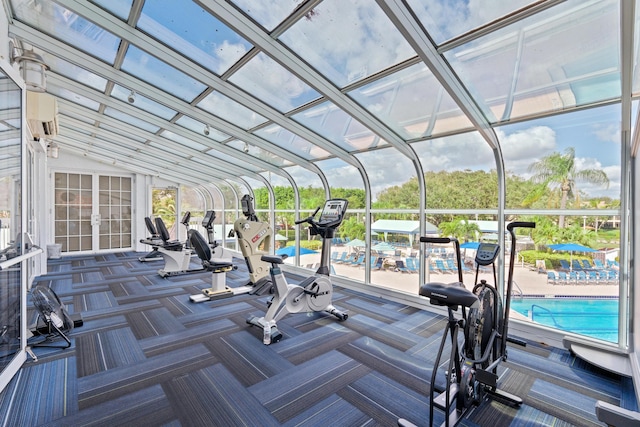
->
[398,221,535,427]
[246,198,349,344]
[228,194,273,294]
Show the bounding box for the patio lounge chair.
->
[593,259,607,270]
[334,251,348,264]
[435,259,451,274]
[373,257,384,270]
[571,260,584,271]
[581,259,596,270]
[395,260,410,273]
[576,271,587,284]
[547,271,558,285]
[349,254,365,267]
[559,260,571,271]
[405,257,419,273]
[557,271,569,284]
[587,271,600,284]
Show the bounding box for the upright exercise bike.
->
[399,221,535,427]
[229,194,274,294]
[246,198,349,344]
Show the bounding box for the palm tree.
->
[525,147,609,228]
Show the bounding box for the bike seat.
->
[261,254,285,264]
[203,260,236,272]
[420,282,479,309]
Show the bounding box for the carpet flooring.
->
[0,251,634,426]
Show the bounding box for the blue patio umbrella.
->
[548,243,597,271]
[460,241,480,249]
[372,242,396,252]
[276,245,317,257]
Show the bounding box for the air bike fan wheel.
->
[465,285,495,368]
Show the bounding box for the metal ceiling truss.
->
[51,0,361,169]
[8,21,324,175]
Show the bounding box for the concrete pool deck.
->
[290,252,620,298]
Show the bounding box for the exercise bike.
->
[228,194,274,295]
[246,198,349,344]
[141,211,217,278]
[398,221,535,427]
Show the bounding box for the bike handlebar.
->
[294,206,321,225]
[420,236,457,244]
[507,221,536,231]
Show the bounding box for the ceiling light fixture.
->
[10,44,48,92]
[127,90,136,103]
[204,124,210,136]
[46,140,59,159]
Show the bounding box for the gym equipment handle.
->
[507,221,536,231]
[294,206,321,225]
[420,236,457,244]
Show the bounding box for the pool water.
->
[510,298,618,342]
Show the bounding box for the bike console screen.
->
[318,199,348,226]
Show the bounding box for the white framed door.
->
[53,172,132,253]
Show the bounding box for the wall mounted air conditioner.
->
[26,91,59,138]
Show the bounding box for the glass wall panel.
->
[497,105,621,343]
[316,158,365,281]
[0,67,22,376]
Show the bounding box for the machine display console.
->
[318,199,348,224]
[202,210,215,228]
[475,242,500,266]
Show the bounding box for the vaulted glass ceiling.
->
[4,0,635,188]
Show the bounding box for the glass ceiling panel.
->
[175,116,230,142]
[445,0,620,123]
[137,1,251,76]
[228,52,320,113]
[197,91,267,130]
[111,85,177,120]
[279,0,415,88]
[89,0,132,21]
[121,45,207,102]
[99,122,148,143]
[160,130,207,152]
[226,140,293,167]
[348,63,473,140]
[10,0,120,64]
[406,0,534,45]
[230,0,304,32]
[292,101,388,152]
[254,124,331,160]
[103,107,160,133]
[200,151,262,172]
[47,83,101,111]
[44,54,107,92]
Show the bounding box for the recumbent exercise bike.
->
[399,221,535,427]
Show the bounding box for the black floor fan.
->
[29,285,75,348]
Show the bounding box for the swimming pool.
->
[510,297,618,342]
